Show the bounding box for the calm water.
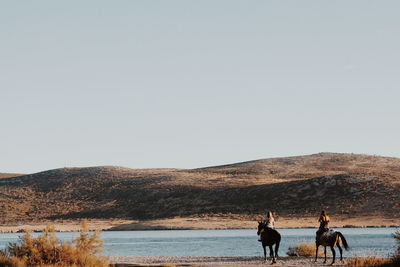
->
[0,228,397,257]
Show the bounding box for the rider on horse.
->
[316,210,330,239]
[314,210,349,264]
[258,211,275,241]
[257,212,281,264]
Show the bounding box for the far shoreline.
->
[0,215,399,233]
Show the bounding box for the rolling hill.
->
[0,173,24,179]
[0,153,399,223]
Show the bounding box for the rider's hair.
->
[319,210,329,222]
[267,211,273,219]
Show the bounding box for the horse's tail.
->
[337,232,349,250]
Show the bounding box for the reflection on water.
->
[0,228,397,257]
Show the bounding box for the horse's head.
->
[257,221,266,235]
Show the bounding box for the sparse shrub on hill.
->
[2,153,400,222]
[0,221,108,267]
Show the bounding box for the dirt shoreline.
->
[109,256,348,267]
[0,216,399,233]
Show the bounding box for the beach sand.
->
[109,256,346,267]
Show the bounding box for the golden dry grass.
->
[0,153,399,223]
[0,221,108,267]
[287,240,331,257]
[0,173,24,179]
[345,232,400,267]
[345,256,390,267]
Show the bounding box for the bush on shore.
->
[388,230,400,266]
[0,221,108,267]
[345,256,390,267]
[346,230,400,267]
[287,240,328,257]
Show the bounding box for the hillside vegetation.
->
[0,153,399,223]
[0,173,24,179]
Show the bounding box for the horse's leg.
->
[323,246,327,263]
[315,243,319,262]
[330,245,336,265]
[275,241,280,258]
[269,245,274,264]
[271,245,277,264]
[263,245,267,262]
[337,243,343,262]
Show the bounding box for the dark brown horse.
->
[257,221,281,264]
[315,229,349,265]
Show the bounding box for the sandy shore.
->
[109,256,347,267]
[0,215,399,233]
[106,216,399,231]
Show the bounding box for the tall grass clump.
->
[346,230,400,267]
[345,256,390,267]
[390,230,400,266]
[287,240,327,257]
[0,221,108,267]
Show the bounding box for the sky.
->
[1,1,400,173]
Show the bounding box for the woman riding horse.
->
[316,210,330,239]
[315,210,349,265]
[258,211,275,241]
[257,220,281,264]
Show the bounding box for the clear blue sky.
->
[1,1,399,173]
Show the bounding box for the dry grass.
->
[390,230,400,266]
[1,153,400,222]
[0,221,108,267]
[345,231,400,267]
[287,240,330,257]
[345,256,390,267]
[0,173,24,179]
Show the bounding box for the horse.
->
[315,229,349,265]
[257,221,281,264]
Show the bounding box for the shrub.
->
[0,221,108,267]
[0,254,26,267]
[390,230,400,266]
[346,231,400,267]
[287,240,328,257]
[393,230,400,255]
[345,256,390,267]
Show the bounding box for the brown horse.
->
[257,221,281,264]
[315,230,349,265]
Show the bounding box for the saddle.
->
[316,227,331,240]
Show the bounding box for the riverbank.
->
[0,215,399,233]
[110,256,347,267]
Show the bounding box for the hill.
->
[0,153,399,224]
[0,173,25,179]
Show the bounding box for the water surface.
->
[0,228,397,257]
